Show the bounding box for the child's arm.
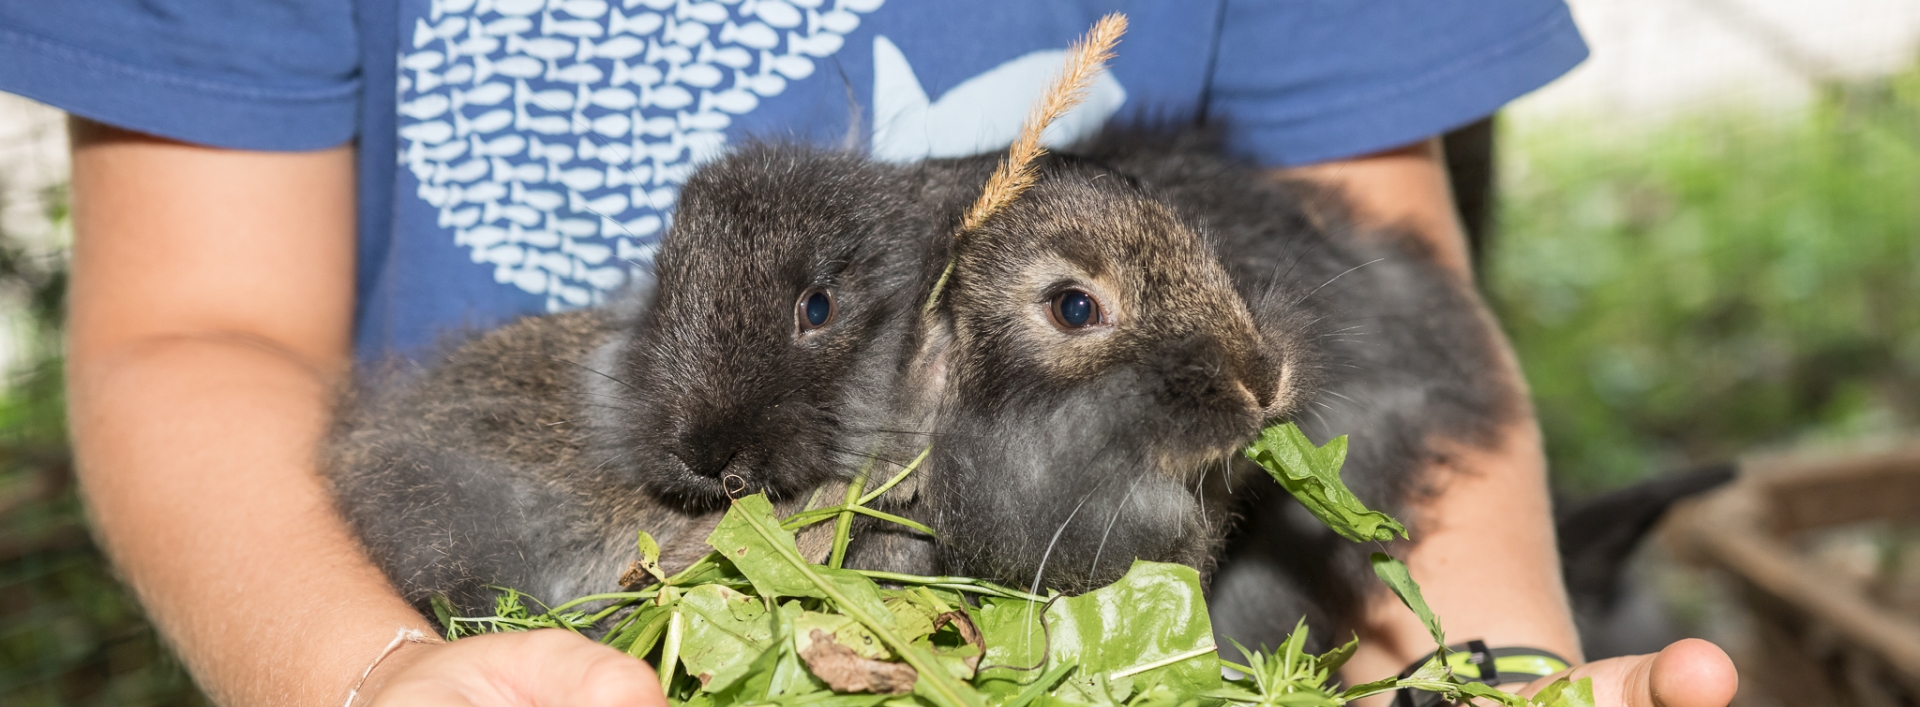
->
[64,119,663,707]
[1277,139,1739,707]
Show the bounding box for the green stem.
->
[665,552,723,585]
[1004,662,1076,707]
[779,506,847,529]
[847,570,1048,602]
[734,502,980,707]
[582,599,640,626]
[598,604,648,645]
[842,504,935,535]
[921,260,956,321]
[542,590,659,615]
[829,460,872,570]
[658,609,685,695]
[781,503,934,536]
[857,447,931,505]
[1219,659,1255,675]
[1108,644,1219,680]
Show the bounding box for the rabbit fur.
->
[907,125,1525,654]
[330,126,1524,658]
[326,142,967,617]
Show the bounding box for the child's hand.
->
[1520,639,1737,707]
[359,630,667,707]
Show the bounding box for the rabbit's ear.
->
[904,312,955,415]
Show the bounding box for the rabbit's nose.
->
[1241,355,1283,410]
[675,426,748,480]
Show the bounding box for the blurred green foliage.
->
[0,183,207,706]
[1492,65,1920,493]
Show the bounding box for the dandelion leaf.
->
[973,561,1218,700]
[1244,422,1407,543]
[679,583,777,693]
[1369,553,1445,648]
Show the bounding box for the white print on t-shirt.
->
[397,0,884,311]
[869,35,1125,163]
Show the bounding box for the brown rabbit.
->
[906,123,1523,655]
[907,152,1297,597]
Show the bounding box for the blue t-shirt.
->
[0,0,1586,359]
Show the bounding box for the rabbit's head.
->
[920,159,1300,593]
[602,144,935,506]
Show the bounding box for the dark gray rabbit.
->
[327,143,960,617]
[902,125,1524,655]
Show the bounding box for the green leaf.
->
[975,561,1219,698]
[709,494,826,599]
[1454,682,1530,707]
[795,611,892,660]
[1243,423,1407,543]
[767,602,824,699]
[1369,553,1445,648]
[880,592,941,642]
[699,628,785,702]
[1316,634,1359,677]
[1003,662,1077,707]
[614,605,671,658]
[667,551,740,587]
[1263,692,1342,706]
[706,494,984,707]
[1529,677,1596,707]
[677,583,777,692]
[429,594,459,639]
[780,694,891,707]
[1338,676,1402,701]
[635,530,668,584]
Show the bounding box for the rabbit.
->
[327,142,965,618]
[896,123,1527,656]
[904,150,1292,599]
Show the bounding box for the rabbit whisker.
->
[1194,460,1209,517]
[544,354,643,394]
[819,443,916,471]
[588,449,637,474]
[1294,258,1385,306]
[1024,488,1096,653]
[1088,469,1152,582]
[1258,236,1322,307]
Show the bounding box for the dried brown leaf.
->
[800,628,919,694]
[934,610,984,673]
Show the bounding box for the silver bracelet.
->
[344,628,432,707]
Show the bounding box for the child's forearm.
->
[1272,139,1581,698]
[1276,139,1736,707]
[69,337,440,706]
[65,121,429,707]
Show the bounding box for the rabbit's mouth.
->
[1154,444,1257,489]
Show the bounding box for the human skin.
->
[64,119,665,707]
[1279,139,1739,707]
[65,118,1730,707]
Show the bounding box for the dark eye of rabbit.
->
[1049,289,1100,330]
[798,288,834,331]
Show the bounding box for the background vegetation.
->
[0,183,207,706]
[1490,63,1920,493]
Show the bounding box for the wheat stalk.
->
[923,13,1128,317]
[960,14,1127,233]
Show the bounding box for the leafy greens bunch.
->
[438,423,1594,707]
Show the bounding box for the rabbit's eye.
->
[1049,289,1100,330]
[797,288,835,332]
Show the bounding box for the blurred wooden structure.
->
[1670,443,1920,706]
